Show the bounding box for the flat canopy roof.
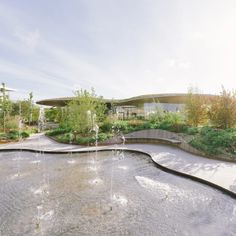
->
[36,93,216,107]
[0,86,16,92]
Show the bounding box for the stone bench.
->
[124,137,181,145]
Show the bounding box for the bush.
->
[20,131,30,138]
[5,117,19,131]
[189,127,236,155]
[46,127,72,136]
[100,120,113,132]
[200,126,213,135]
[185,127,198,135]
[112,121,129,133]
[76,136,96,145]
[98,132,113,142]
[6,130,29,140]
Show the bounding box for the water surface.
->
[0,151,235,235]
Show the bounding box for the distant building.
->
[36,93,216,119]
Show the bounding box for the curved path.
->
[1,133,236,194]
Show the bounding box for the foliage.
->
[185,127,198,135]
[148,111,186,132]
[65,88,107,134]
[100,118,114,132]
[46,127,72,136]
[208,87,236,129]
[0,130,29,141]
[4,116,19,131]
[0,83,13,132]
[45,107,61,122]
[48,128,113,145]
[185,87,208,127]
[10,92,39,125]
[190,127,236,155]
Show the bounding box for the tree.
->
[11,93,39,125]
[0,83,12,132]
[209,87,236,129]
[45,107,61,122]
[65,88,107,134]
[185,87,208,127]
[28,92,33,125]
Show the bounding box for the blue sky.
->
[1,0,236,101]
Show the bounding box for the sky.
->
[0,0,236,101]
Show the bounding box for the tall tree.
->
[185,87,208,127]
[209,87,236,129]
[66,88,107,134]
[28,92,33,125]
[0,83,12,132]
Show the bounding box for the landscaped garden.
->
[45,87,236,159]
[1,82,236,159]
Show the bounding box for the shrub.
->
[189,127,236,155]
[46,128,72,136]
[100,120,113,132]
[76,136,96,145]
[112,121,129,133]
[5,117,19,131]
[185,127,198,135]
[98,132,112,142]
[6,130,30,140]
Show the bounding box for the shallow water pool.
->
[0,150,235,235]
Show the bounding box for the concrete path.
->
[1,134,236,194]
[126,144,236,194]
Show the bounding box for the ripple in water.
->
[0,151,235,236]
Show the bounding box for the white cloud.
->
[1,0,236,101]
[14,28,41,50]
[192,32,205,40]
[0,60,71,90]
[167,59,191,69]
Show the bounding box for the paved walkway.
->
[1,134,236,194]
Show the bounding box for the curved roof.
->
[0,86,16,92]
[36,93,216,107]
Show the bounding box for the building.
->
[37,93,216,119]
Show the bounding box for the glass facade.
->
[144,102,184,116]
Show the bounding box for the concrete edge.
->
[0,147,236,200]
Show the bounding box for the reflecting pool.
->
[0,151,235,235]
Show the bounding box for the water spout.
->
[38,107,45,133]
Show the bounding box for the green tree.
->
[209,87,236,129]
[11,98,39,126]
[65,88,107,134]
[28,92,33,125]
[0,83,13,132]
[185,87,208,127]
[45,107,63,122]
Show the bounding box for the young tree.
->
[209,87,236,129]
[0,83,13,132]
[11,92,39,125]
[28,92,33,125]
[185,87,208,127]
[66,88,107,135]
